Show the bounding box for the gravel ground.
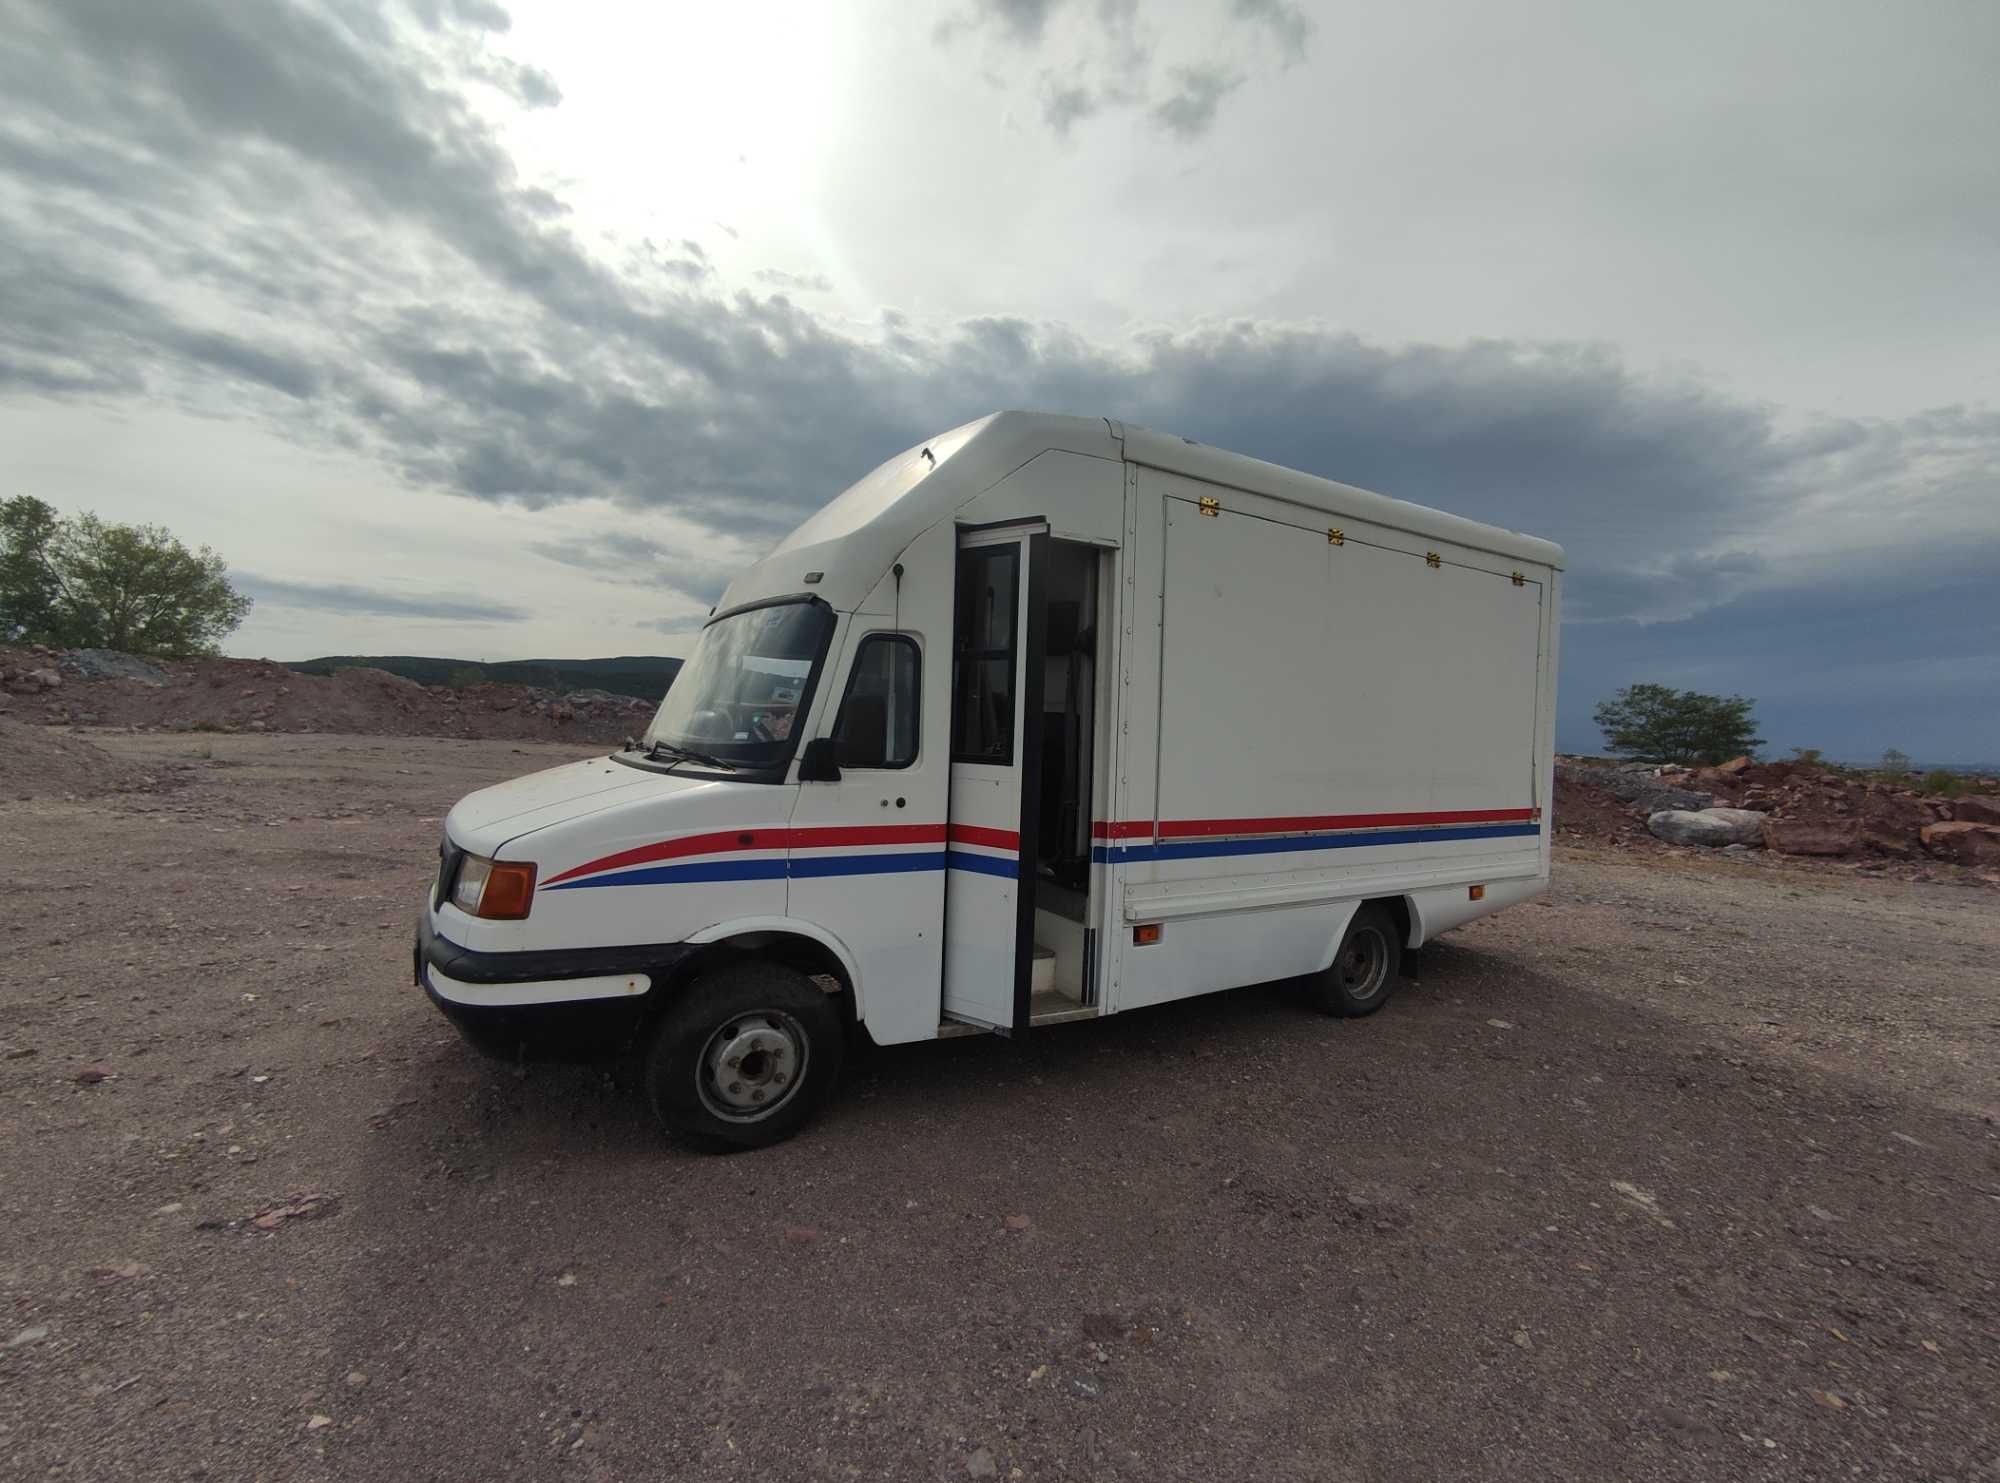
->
[2,734,1996,1482]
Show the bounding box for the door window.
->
[952,545,1018,764]
[832,634,920,768]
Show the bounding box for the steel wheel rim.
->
[697,1010,808,1123]
[1336,925,1390,1002]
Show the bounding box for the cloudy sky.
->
[1,0,1995,761]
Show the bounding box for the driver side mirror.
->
[798,736,842,783]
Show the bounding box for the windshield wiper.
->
[645,740,737,771]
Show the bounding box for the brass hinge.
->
[1425,551,1442,569]
[1511,570,1525,586]
[1327,528,1344,546]
[1198,496,1220,517]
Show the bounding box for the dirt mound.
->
[0,716,157,799]
[1552,768,1658,847]
[1556,755,2000,884]
[0,646,657,745]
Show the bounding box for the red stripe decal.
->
[946,823,1021,851]
[544,823,952,887]
[1090,820,1152,839]
[1092,808,1535,841]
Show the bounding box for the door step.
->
[1028,988,1097,1026]
[1030,944,1056,997]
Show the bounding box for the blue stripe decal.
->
[945,849,1021,879]
[548,857,794,889]
[549,849,1024,890]
[791,851,946,879]
[1092,822,1540,865]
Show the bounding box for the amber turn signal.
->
[1132,923,1163,945]
[1468,884,1485,901]
[477,861,538,919]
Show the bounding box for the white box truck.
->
[416,412,1563,1148]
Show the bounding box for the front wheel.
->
[1306,903,1403,1017]
[644,961,844,1150]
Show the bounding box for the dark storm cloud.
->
[953,0,1061,43]
[235,575,529,623]
[940,0,1284,140]
[1232,0,1313,64]
[1,0,1995,757]
[1151,64,1243,138]
[529,535,736,606]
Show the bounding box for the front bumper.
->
[414,916,695,1062]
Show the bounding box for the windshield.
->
[642,599,834,771]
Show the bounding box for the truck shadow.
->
[390,936,1548,1167]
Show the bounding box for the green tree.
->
[0,496,252,656]
[0,496,66,641]
[1879,747,1912,779]
[1592,682,1763,766]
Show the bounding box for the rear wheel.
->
[644,960,844,1150]
[1306,903,1403,1017]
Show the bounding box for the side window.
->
[832,634,920,769]
[951,545,1018,764]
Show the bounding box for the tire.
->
[1306,903,1403,1017]
[643,960,844,1151]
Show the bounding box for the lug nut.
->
[751,1089,766,1102]
[773,1073,787,1086]
[725,1056,740,1069]
[729,1082,743,1095]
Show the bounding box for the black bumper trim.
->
[415,918,699,1063]
[416,916,697,986]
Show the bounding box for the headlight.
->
[450,853,537,919]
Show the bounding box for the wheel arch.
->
[1383,894,1417,949]
[680,917,861,1023]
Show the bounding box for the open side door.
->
[941,523,1047,1034]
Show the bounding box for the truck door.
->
[942,524,1048,1033]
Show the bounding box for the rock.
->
[248,1190,338,1229]
[1004,1213,1033,1231]
[1920,822,2000,866]
[345,1370,369,1388]
[1762,817,1859,856]
[1951,794,2000,826]
[781,1225,819,1244]
[1557,764,1713,814]
[307,1414,333,1431]
[25,667,63,692]
[1646,808,1766,848]
[1859,792,1931,855]
[966,1448,998,1477]
[7,1325,49,1347]
[1716,755,1752,774]
[75,1063,112,1084]
[1512,1330,1534,1349]
[63,650,168,684]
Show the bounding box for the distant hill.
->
[288,654,683,703]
